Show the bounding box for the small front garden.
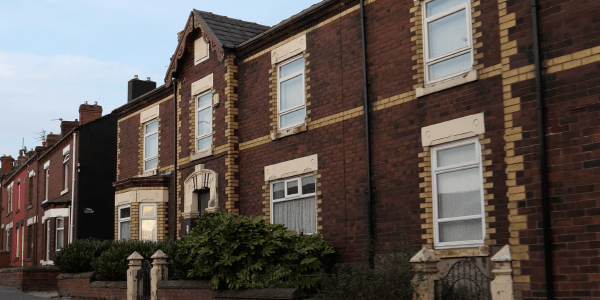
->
[54,209,415,299]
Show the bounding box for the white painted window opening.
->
[118,205,131,241]
[270,175,317,234]
[432,137,485,248]
[56,218,64,251]
[45,220,50,261]
[139,203,157,242]
[143,120,159,172]
[17,182,21,210]
[8,184,13,213]
[422,0,473,83]
[277,56,306,130]
[45,169,50,201]
[63,154,70,191]
[15,227,19,258]
[5,228,10,250]
[195,91,213,153]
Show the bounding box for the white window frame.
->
[17,182,21,210]
[277,56,306,130]
[5,228,10,251]
[55,218,64,252]
[118,205,131,241]
[422,0,473,84]
[8,183,13,213]
[45,220,50,261]
[431,137,485,249]
[44,169,50,201]
[139,203,157,242]
[270,174,317,234]
[143,120,159,172]
[62,154,70,192]
[195,91,213,153]
[15,227,19,258]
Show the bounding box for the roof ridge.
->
[193,9,270,29]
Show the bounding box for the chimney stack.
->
[0,155,14,175]
[17,150,28,167]
[79,102,103,126]
[46,132,62,147]
[128,76,156,103]
[61,120,79,137]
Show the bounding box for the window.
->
[195,92,213,153]
[7,184,13,213]
[432,138,485,248]
[45,221,50,261]
[27,225,33,259]
[118,206,131,241]
[45,169,49,201]
[6,228,10,251]
[139,204,157,242]
[423,0,473,83]
[277,56,306,130]
[16,227,19,258]
[27,175,33,206]
[63,154,70,191]
[143,120,159,172]
[17,181,21,210]
[56,218,64,251]
[270,175,317,234]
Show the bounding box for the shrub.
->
[316,242,415,300]
[177,209,335,289]
[53,239,114,273]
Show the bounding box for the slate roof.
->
[194,10,270,48]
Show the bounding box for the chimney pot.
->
[147,77,151,81]
[134,75,138,79]
[128,76,156,103]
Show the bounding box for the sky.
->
[0,0,322,159]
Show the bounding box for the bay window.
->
[423,0,473,83]
[56,218,64,251]
[195,92,213,153]
[140,204,157,242]
[143,120,159,172]
[277,56,306,129]
[432,137,485,248]
[271,175,316,234]
[118,205,131,241]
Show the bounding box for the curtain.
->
[273,197,316,234]
[439,218,482,242]
[120,221,131,240]
[280,108,306,128]
[437,167,482,218]
[426,0,468,17]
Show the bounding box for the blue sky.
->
[0,0,321,159]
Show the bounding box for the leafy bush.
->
[53,239,115,273]
[92,236,179,281]
[316,242,415,300]
[177,209,335,289]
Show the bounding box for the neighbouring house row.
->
[2,0,600,299]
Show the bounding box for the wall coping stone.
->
[0,266,61,273]
[157,280,212,289]
[214,288,300,299]
[90,281,127,289]
[58,272,95,280]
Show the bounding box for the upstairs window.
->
[271,175,317,234]
[423,0,473,83]
[143,120,159,172]
[44,169,50,201]
[195,92,213,153]
[118,205,131,241]
[7,184,13,213]
[432,138,485,248]
[278,57,306,130]
[63,154,70,191]
[17,181,21,210]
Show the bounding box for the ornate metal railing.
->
[136,260,152,300]
[434,259,493,300]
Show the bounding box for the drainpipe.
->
[69,132,77,244]
[359,0,374,267]
[530,0,554,299]
[172,78,178,239]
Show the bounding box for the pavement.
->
[0,285,59,299]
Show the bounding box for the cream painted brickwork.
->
[115,186,169,196]
[156,202,167,241]
[418,134,495,249]
[118,96,173,123]
[224,53,240,215]
[116,125,122,180]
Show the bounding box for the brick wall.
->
[58,272,126,299]
[0,266,62,291]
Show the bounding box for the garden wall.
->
[58,272,126,299]
[0,266,62,291]
[156,280,300,300]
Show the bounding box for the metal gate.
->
[435,259,493,300]
[137,260,152,300]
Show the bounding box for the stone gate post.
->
[127,251,143,300]
[410,248,440,300]
[150,250,169,300]
[490,245,514,300]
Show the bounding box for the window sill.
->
[416,69,478,98]
[41,200,48,205]
[60,189,69,195]
[15,210,19,214]
[190,148,213,162]
[27,205,32,210]
[139,170,157,177]
[40,260,54,266]
[270,123,308,141]
[433,245,488,258]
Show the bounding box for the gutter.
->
[530,0,554,298]
[173,78,178,239]
[359,0,375,267]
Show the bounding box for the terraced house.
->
[112,0,600,299]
